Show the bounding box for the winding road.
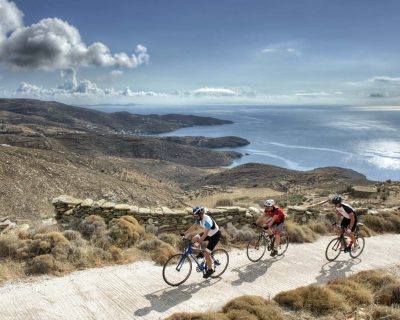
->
[0,234,399,320]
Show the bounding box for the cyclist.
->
[331,194,357,252]
[182,206,221,278]
[256,199,285,257]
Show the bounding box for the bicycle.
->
[246,224,289,262]
[162,238,229,286]
[325,223,365,261]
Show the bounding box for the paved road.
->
[0,234,399,320]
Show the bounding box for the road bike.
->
[162,238,229,286]
[325,223,365,261]
[246,225,289,262]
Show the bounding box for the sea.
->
[95,104,400,181]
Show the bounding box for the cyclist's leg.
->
[274,222,284,247]
[204,231,221,270]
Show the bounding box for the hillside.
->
[0,98,232,134]
[189,162,369,191]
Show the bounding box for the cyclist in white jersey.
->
[182,206,221,278]
[331,194,358,252]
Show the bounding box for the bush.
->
[108,216,144,248]
[138,238,176,264]
[370,305,400,320]
[226,223,256,242]
[285,220,317,243]
[215,199,234,207]
[77,215,108,247]
[364,215,394,233]
[327,278,372,305]
[274,285,345,315]
[158,233,180,248]
[374,283,400,305]
[352,270,398,292]
[27,254,65,275]
[308,220,329,235]
[222,296,284,320]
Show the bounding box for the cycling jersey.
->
[335,203,355,219]
[265,206,285,224]
[196,213,219,237]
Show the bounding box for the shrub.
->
[222,296,284,320]
[308,220,329,235]
[0,234,19,258]
[370,305,400,320]
[274,285,345,315]
[285,220,317,243]
[77,215,108,247]
[327,278,372,305]
[352,270,398,292]
[108,216,144,248]
[158,233,180,248]
[138,238,176,265]
[364,215,394,233]
[374,283,400,305]
[27,254,65,275]
[215,199,234,207]
[226,223,256,242]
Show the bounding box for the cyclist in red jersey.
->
[256,199,285,257]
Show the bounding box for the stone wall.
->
[52,195,256,232]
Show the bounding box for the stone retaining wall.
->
[52,195,256,232]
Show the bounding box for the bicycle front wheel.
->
[276,234,289,256]
[211,248,229,278]
[350,235,365,258]
[246,235,267,262]
[325,237,342,262]
[162,254,192,286]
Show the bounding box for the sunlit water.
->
[95,105,400,181]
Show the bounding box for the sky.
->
[0,0,399,105]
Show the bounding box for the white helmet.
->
[264,199,275,206]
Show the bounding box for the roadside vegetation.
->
[167,269,400,320]
[0,215,178,284]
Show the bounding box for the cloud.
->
[110,70,123,77]
[262,42,301,56]
[0,0,23,40]
[369,92,386,98]
[191,87,238,97]
[369,76,400,84]
[294,91,342,97]
[0,0,149,70]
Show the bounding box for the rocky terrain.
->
[161,136,250,148]
[0,98,232,134]
[189,162,370,191]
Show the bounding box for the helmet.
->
[192,206,204,215]
[331,194,342,205]
[264,199,275,207]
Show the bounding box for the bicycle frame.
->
[175,242,219,273]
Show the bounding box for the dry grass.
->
[167,269,400,319]
[274,285,345,315]
[138,238,176,265]
[108,216,145,248]
[285,220,317,243]
[308,220,329,235]
[364,212,400,234]
[166,296,284,320]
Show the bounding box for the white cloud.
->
[261,42,302,56]
[192,87,238,97]
[369,76,400,84]
[0,0,23,41]
[110,70,123,77]
[0,1,149,70]
[294,91,342,97]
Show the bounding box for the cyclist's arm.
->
[197,228,210,244]
[184,224,198,237]
[267,215,279,227]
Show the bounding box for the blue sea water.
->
[95,105,400,181]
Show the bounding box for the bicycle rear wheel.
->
[211,249,229,278]
[246,235,267,262]
[350,235,365,258]
[276,234,289,256]
[162,254,192,286]
[325,237,342,262]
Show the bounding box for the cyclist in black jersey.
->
[331,194,358,253]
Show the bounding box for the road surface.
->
[0,234,399,320]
